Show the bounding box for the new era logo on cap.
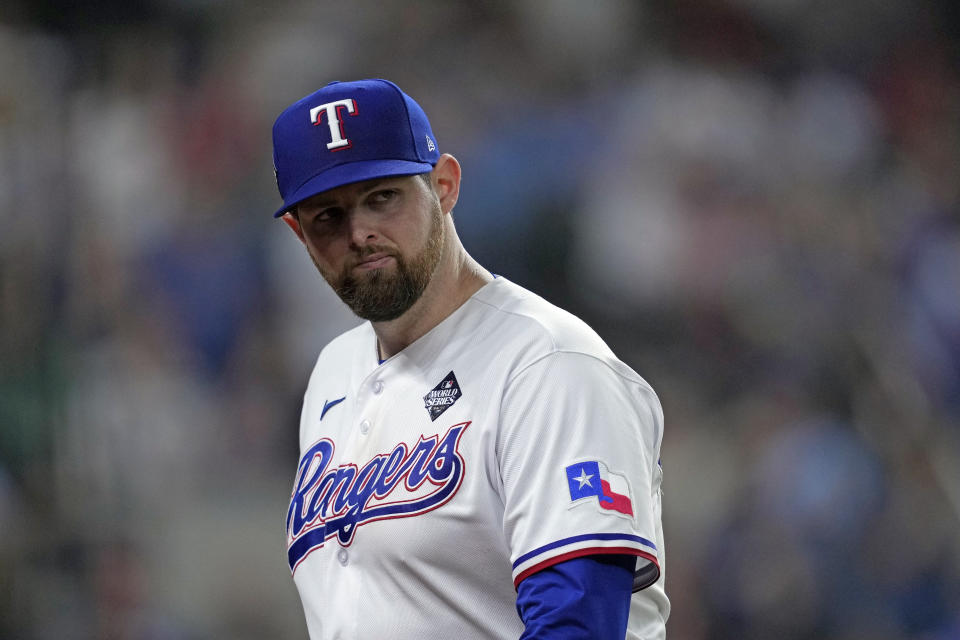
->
[271,79,441,218]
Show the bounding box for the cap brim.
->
[273,159,435,218]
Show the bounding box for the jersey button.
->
[337,549,349,566]
[372,380,384,394]
[359,420,370,435]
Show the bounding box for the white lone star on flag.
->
[574,468,593,489]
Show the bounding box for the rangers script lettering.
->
[286,422,470,571]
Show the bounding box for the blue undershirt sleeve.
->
[516,554,636,639]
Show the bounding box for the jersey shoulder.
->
[319,320,373,362]
[472,278,640,381]
[304,320,372,389]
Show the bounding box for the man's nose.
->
[345,208,378,247]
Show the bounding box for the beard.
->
[315,203,445,322]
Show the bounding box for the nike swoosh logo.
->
[320,396,346,421]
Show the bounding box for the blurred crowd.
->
[1,1,959,638]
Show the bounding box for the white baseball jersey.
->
[286,277,669,639]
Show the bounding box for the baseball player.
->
[273,79,669,639]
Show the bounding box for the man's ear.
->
[431,154,461,215]
[282,212,306,243]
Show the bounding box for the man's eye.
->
[371,190,398,203]
[308,207,341,224]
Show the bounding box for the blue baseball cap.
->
[271,79,440,218]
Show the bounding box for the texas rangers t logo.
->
[309,98,358,150]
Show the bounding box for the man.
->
[273,79,669,639]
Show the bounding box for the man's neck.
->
[373,245,492,359]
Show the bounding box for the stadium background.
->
[2,1,959,638]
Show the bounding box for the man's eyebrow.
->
[355,179,388,195]
[301,197,335,210]
[303,179,389,209]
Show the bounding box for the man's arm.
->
[498,351,665,636]
[516,554,636,639]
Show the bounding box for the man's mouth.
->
[354,253,395,271]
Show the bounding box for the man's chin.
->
[334,274,413,320]
[347,289,415,322]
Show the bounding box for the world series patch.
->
[424,371,462,421]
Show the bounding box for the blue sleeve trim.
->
[513,532,656,569]
[517,555,634,639]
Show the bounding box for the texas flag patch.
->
[566,461,634,517]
